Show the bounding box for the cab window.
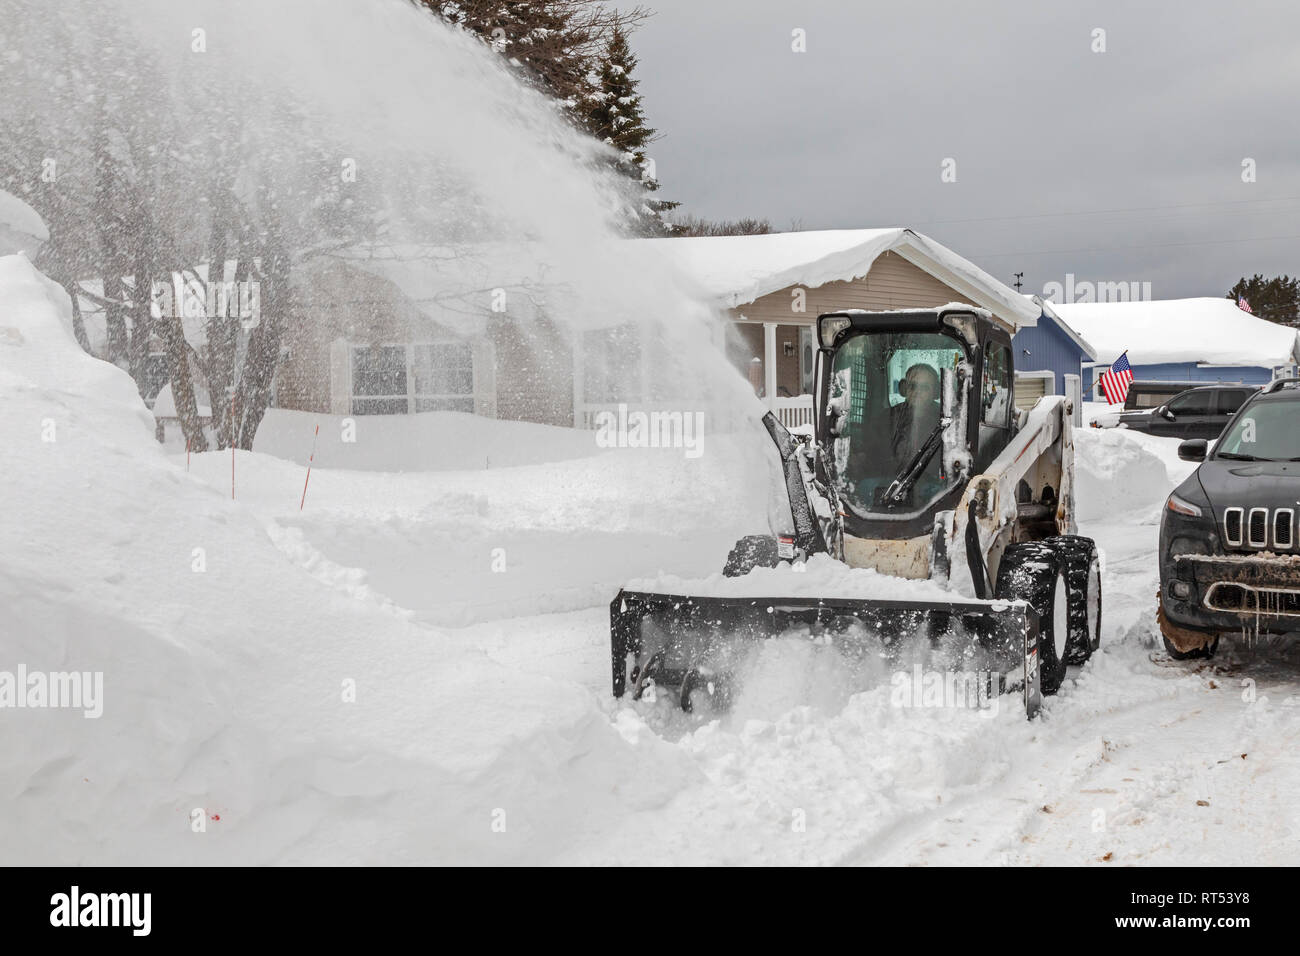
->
[981,343,1012,427]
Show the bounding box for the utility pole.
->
[1013,272,1024,293]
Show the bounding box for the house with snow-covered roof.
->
[634,227,1048,429]
[107,227,1057,437]
[268,228,1051,432]
[1050,297,1300,393]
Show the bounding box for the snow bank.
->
[251,408,601,471]
[0,190,47,257]
[1073,427,1179,520]
[1054,297,1300,368]
[0,254,700,864]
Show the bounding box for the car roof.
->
[1250,383,1300,403]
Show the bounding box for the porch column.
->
[571,329,584,428]
[763,321,777,411]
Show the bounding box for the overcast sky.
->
[625,0,1300,300]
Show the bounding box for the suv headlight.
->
[1166,493,1203,517]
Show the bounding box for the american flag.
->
[1238,295,1253,313]
[1099,353,1133,405]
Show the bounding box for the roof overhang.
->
[1030,296,1098,360]
[889,230,1040,335]
[634,228,1041,336]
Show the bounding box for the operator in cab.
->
[891,362,942,466]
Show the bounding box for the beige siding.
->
[727,251,979,396]
[730,251,972,324]
[1015,373,1049,410]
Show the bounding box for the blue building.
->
[1012,298,1097,395]
[1011,296,1097,421]
[1052,298,1300,394]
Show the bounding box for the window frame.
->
[349,341,475,415]
[1216,388,1252,415]
[1166,388,1215,416]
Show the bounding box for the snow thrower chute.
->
[610,306,1104,718]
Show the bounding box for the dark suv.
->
[1119,384,1259,440]
[1158,380,1300,658]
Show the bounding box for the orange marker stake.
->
[300,424,320,511]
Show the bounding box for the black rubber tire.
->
[1162,634,1220,660]
[722,535,782,577]
[995,542,1071,696]
[1046,535,1102,665]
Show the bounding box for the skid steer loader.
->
[610,306,1102,717]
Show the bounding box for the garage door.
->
[1015,373,1047,410]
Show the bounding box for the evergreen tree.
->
[1227,274,1300,327]
[584,23,676,235]
[430,2,595,115]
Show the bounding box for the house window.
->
[411,342,474,412]
[350,342,474,414]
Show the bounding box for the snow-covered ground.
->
[4,252,1300,865]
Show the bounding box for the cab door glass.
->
[981,343,1013,427]
[978,341,1013,469]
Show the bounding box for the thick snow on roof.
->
[635,228,1041,330]
[1052,297,1300,368]
[75,273,213,351]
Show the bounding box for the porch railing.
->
[773,395,815,430]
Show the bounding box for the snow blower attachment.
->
[611,306,1103,718]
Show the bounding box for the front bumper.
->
[1164,552,1300,635]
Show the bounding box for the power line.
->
[973,232,1300,259]
[908,194,1300,229]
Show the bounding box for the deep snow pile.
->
[1073,426,1177,521]
[0,188,47,257]
[250,408,600,472]
[0,254,698,864]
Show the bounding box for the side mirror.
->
[1178,439,1208,462]
[1159,406,1176,421]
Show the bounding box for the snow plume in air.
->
[0,0,762,435]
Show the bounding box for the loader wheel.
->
[723,535,781,577]
[995,543,1071,696]
[1046,535,1102,665]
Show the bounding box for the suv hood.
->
[1198,459,1300,517]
